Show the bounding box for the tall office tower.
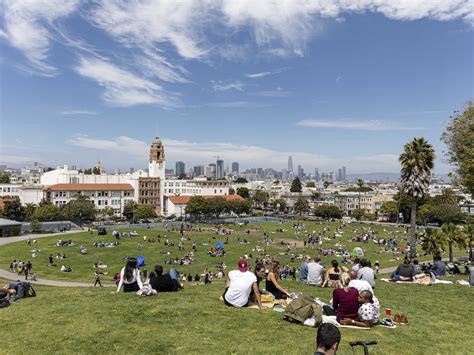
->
[257,167,263,177]
[314,168,320,182]
[216,159,224,178]
[342,166,346,181]
[206,164,216,178]
[175,161,185,177]
[297,165,304,179]
[338,168,342,181]
[193,165,205,176]
[288,156,293,173]
[231,162,239,174]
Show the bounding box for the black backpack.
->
[0,299,10,308]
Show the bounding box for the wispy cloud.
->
[253,88,290,97]
[61,110,97,116]
[1,0,79,76]
[336,75,342,83]
[206,101,269,108]
[74,57,181,108]
[245,68,284,78]
[211,80,245,92]
[297,119,421,131]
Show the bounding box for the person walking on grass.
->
[94,272,103,287]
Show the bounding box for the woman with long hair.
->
[322,260,347,288]
[249,263,266,305]
[116,257,143,292]
[265,261,291,299]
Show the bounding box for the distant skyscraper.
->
[206,164,216,178]
[314,168,320,182]
[288,156,293,173]
[297,165,304,179]
[216,160,224,178]
[232,162,239,174]
[175,161,185,177]
[193,165,204,176]
[342,166,346,181]
[338,168,342,181]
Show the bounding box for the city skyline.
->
[1,1,472,174]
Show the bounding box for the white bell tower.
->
[148,137,165,213]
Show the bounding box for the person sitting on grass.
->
[266,261,291,299]
[299,256,310,282]
[431,256,446,277]
[357,259,375,288]
[339,290,379,328]
[322,283,359,324]
[315,323,341,355]
[0,285,16,300]
[221,259,262,309]
[307,256,326,287]
[150,265,181,292]
[116,258,143,293]
[322,260,347,288]
[60,265,72,272]
[393,258,415,281]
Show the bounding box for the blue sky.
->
[0,1,472,174]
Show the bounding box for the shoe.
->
[394,314,402,323]
[382,318,394,327]
[400,315,408,324]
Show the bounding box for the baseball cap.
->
[238,259,248,272]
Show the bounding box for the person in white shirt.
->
[117,258,143,292]
[222,260,262,308]
[307,256,326,286]
[348,271,373,294]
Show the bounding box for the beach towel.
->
[137,256,145,267]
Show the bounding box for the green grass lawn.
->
[0,221,471,354]
[1,221,466,284]
[1,276,473,354]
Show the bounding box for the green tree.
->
[356,179,364,209]
[380,201,398,222]
[0,173,10,183]
[34,204,62,221]
[123,200,136,222]
[290,177,302,193]
[236,187,250,199]
[100,206,115,220]
[399,137,435,259]
[438,188,458,205]
[312,191,321,200]
[314,205,343,219]
[235,177,248,183]
[134,204,157,220]
[62,195,97,222]
[227,199,251,216]
[252,190,269,208]
[207,197,228,218]
[92,166,101,175]
[228,187,235,195]
[440,223,466,262]
[323,181,331,189]
[30,218,42,233]
[463,220,473,261]
[294,197,308,216]
[271,198,287,212]
[24,203,37,221]
[352,208,365,221]
[343,186,373,193]
[306,181,315,188]
[185,196,209,220]
[441,102,474,195]
[2,199,25,221]
[421,227,447,261]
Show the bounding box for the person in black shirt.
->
[150,265,181,292]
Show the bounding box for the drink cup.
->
[386,308,392,316]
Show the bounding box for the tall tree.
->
[0,173,10,183]
[399,137,435,259]
[123,200,136,221]
[441,102,474,195]
[252,190,269,208]
[356,179,364,210]
[62,195,97,222]
[294,197,308,216]
[323,181,330,189]
[24,203,38,221]
[134,204,157,220]
[441,223,465,262]
[236,187,250,199]
[290,177,302,193]
[34,204,62,221]
[2,199,25,221]
[421,227,446,261]
[463,220,473,261]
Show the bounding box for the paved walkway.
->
[0,230,113,287]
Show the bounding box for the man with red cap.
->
[222,259,262,308]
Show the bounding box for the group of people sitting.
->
[116,258,182,293]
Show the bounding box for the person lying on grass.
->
[339,290,379,328]
[0,285,16,300]
[221,259,262,309]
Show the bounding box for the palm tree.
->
[421,228,446,261]
[463,220,473,261]
[356,179,364,210]
[24,203,37,221]
[441,223,466,262]
[399,137,435,259]
[439,188,457,205]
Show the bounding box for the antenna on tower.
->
[156,121,159,138]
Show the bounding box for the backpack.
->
[0,299,10,308]
[284,294,322,327]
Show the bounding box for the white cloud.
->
[297,119,421,131]
[74,57,181,107]
[61,110,97,116]
[206,101,269,108]
[211,80,245,92]
[68,135,334,169]
[253,90,290,97]
[245,68,284,78]
[1,0,79,76]
[336,75,342,83]
[0,154,37,164]
[350,154,401,172]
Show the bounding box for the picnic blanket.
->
[381,278,453,285]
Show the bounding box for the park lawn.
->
[0,276,473,354]
[0,221,466,284]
